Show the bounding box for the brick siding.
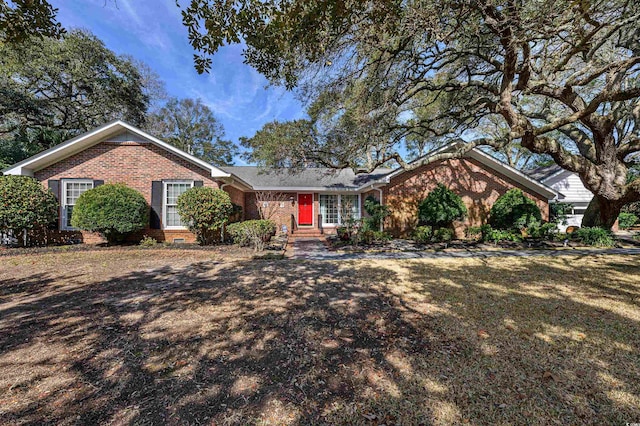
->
[383,157,550,238]
[34,141,221,243]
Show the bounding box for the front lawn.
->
[1,249,639,424]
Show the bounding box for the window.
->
[62,180,93,230]
[164,181,193,228]
[319,194,360,225]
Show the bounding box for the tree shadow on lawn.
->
[401,255,640,423]
[0,255,638,425]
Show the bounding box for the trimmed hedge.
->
[490,189,541,230]
[0,175,58,246]
[227,219,276,251]
[176,187,233,245]
[418,184,467,229]
[72,184,148,244]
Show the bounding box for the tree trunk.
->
[581,195,624,230]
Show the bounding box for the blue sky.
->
[49,0,306,164]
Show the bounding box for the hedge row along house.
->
[3,121,562,244]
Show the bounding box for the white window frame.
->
[162,180,194,230]
[61,179,94,230]
[319,193,361,226]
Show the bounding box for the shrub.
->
[359,229,391,244]
[528,222,558,240]
[465,226,482,240]
[476,224,521,243]
[176,187,233,245]
[550,202,572,225]
[418,184,467,229]
[618,212,638,229]
[490,189,541,230]
[412,225,433,244]
[0,175,58,246]
[72,184,147,244]
[227,219,276,251]
[574,227,615,247]
[362,196,390,231]
[139,235,158,248]
[433,227,454,242]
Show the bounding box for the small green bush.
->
[139,235,158,248]
[433,227,454,242]
[362,196,390,232]
[574,227,615,247]
[72,184,148,244]
[359,229,391,244]
[528,222,558,240]
[0,175,58,246]
[618,212,638,229]
[177,187,233,245]
[227,219,276,251]
[490,189,541,230]
[465,226,482,240]
[412,225,433,244]
[418,184,467,229]
[476,224,521,243]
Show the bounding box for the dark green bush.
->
[433,227,454,242]
[490,189,541,230]
[476,224,521,243]
[550,202,572,225]
[418,184,467,229]
[412,225,433,244]
[465,226,483,240]
[72,184,148,244]
[177,187,233,245]
[227,219,276,251]
[362,195,390,232]
[574,227,615,247]
[359,229,391,244]
[528,222,558,240]
[618,212,638,229]
[0,175,58,246]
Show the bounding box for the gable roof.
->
[526,164,565,182]
[222,166,393,191]
[383,141,559,199]
[2,120,231,178]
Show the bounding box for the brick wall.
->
[383,157,550,238]
[34,141,221,243]
[245,191,300,233]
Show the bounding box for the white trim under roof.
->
[366,141,558,200]
[1,120,231,178]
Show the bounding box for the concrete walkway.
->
[291,237,640,260]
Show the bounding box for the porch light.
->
[289,196,295,206]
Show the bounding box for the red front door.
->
[298,193,313,225]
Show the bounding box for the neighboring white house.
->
[528,165,593,231]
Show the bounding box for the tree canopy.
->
[180,0,640,228]
[146,98,237,166]
[0,0,63,44]
[0,29,159,169]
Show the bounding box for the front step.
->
[292,228,326,237]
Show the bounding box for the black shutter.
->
[48,180,60,230]
[48,180,60,201]
[194,180,203,187]
[93,179,104,187]
[150,181,163,229]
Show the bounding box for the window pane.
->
[320,194,339,224]
[65,181,93,206]
[66,206,74,228]
[166,206,182,227]
[165,182,192,227]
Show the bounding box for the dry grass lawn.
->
[0,247,639,425]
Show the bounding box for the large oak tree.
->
[0,29,157,169]
[145,98,238,166]
[179,0,640,228]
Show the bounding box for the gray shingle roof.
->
[222,166,393,190]
[526,164,563,181]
